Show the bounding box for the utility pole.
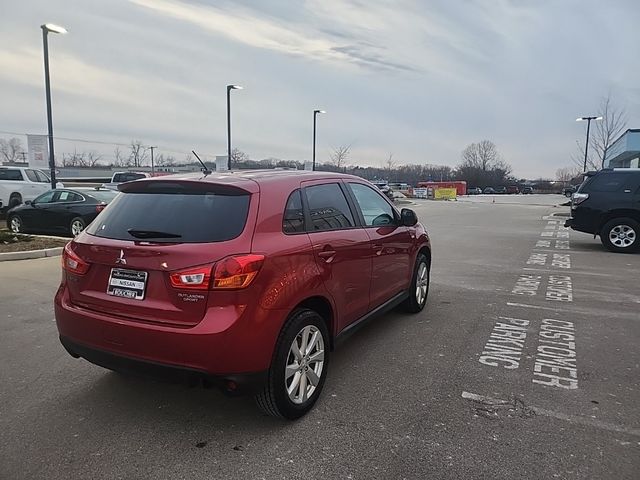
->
[149,146,156,175]
[576,116,603,172]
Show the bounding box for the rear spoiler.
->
[118,179,252,196]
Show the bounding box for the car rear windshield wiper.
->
[127,229,182,239]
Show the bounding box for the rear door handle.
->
[318,250,336,259]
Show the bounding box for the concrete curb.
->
[0,246,64,262]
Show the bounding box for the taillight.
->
[572,192,589,208]
[169,265,212,290]
[96,203,106,213]
[212,254,265,289]
[62,243,90,275]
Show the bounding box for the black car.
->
[467,187,482,195]
[7,188,118,237]
[483,187,495,194]
[565,169,640,253]
[521,186,533,194]
[563,185,577,197]
[494,186,507,194]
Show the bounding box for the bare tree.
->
[0,137,24,163]
[329,144,351,169]
[384,153,397,181]
[461,140,499,171]
[571,138,599,171]
[86,151,102,167]
[62,149,87,167]
[556,166,581,185]
[591,94,627,168]
[129,140,148,168]
[230,148,249,167]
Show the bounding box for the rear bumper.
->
[55,284,284,384]
[60,336,267,394]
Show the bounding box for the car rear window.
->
[113,173,146,183]
[582,173,629,192]
[86,189,250,243]
[85,190,118,203]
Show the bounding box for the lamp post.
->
[312,109,325,171]
[41,23,67,189]
[226,84,243,170]
[576,116,603,172]
[149,146,156,175]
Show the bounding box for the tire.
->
[402,252,430,313]
[600,218,639,253]
[70,217,86,237]
[8,194,22,209]
[255,309,330,419]
[8,215,23,233]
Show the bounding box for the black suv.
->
[565,169,640,253]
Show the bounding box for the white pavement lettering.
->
[555,240,570,250]
[535,240,551,248]
[533,319,578,389]
[546,275,573,302]
[551,253,571,269]
[512,274,541,296]
[526,253,547,266]
[479,317,530,369]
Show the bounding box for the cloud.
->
[129,0,419,73]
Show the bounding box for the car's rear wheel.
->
[70,217,86,237]
[600,218,639,253]
[403,252,430,313]
[255,309,329,419]
[8,215,23,233]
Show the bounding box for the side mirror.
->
[400,208,418,227]
[24,200,32,206]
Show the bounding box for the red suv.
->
[55,170,431,419]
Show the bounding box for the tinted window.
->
[584,173,629,192]
[114,173,145,183]
[305,183,354,231]
[86,191,250,243]
[283,189,304,234]
[25,170,38,182]
[86,190,118,203]
[56,191,83,202]
[349,183,396,226]
[0,169,23,181]
[33,191,55,204]
[35,170,50,183]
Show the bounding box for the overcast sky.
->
[1,0,638,178]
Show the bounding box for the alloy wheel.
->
[9,216,22,233]
[285,325,325,404]
[416,262,429,305]
[71,220,84,236]
[609,225,636,248]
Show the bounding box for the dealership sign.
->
[27,134,49,169]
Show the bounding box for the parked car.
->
[102,171,150,190]
[372,181,395,201]
[7,187,117,236]
[467,187,482,195]
[483,187,495,194]
[494,186,507,194]
[55,170,431,419]
[506,186,520,194]
[565,168,640,253]
[563,185,577,197]
[0,166,64,211]
[521,186,533,194]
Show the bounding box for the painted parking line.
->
[461,391,640,438]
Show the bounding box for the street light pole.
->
[149,146,156,175]
[576,116,603,172]
[226,84,243,171]
[41,23,67,189]
[312,109,325,171]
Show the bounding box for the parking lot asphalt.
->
[0,196,638,480]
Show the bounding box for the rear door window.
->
[35,170,51,183]
[583,173,630,192]
[25,170,39,182]
[304,183,355,231]
[86,187,250,243]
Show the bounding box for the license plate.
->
[107,268,148,300]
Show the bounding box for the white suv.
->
[0,167,64,210]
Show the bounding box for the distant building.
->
[604,129,640,168]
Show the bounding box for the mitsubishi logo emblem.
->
[116,249,127,265]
